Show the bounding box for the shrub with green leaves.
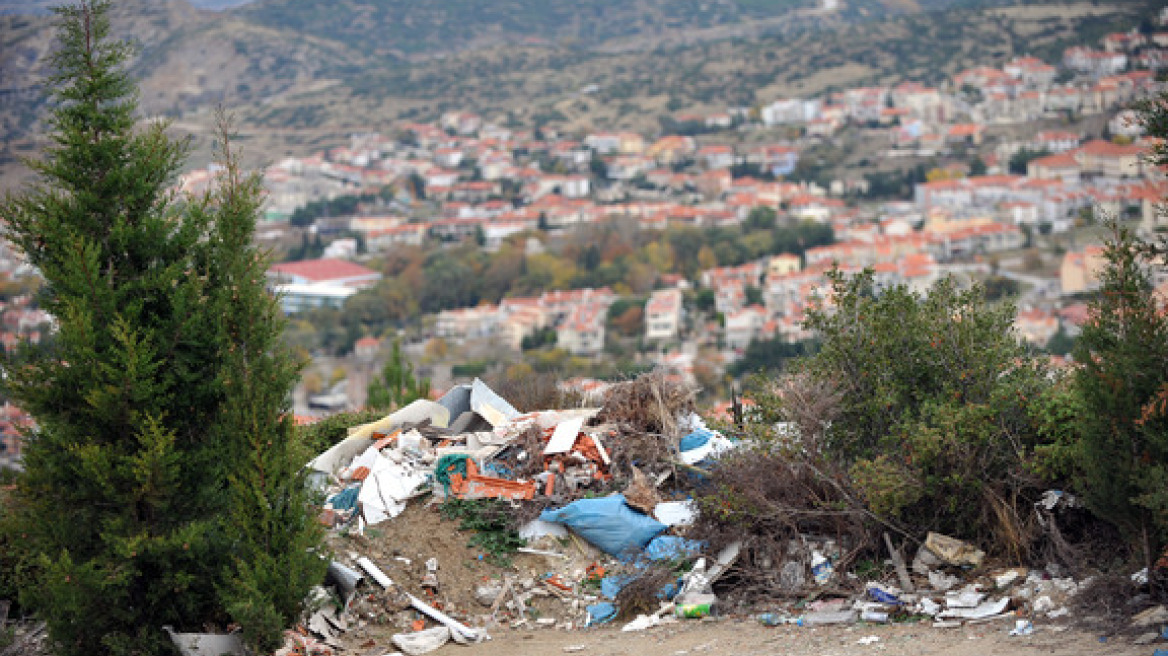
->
[440,498,525,565]
[779,270,1055,555]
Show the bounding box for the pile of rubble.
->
[278,374,746,654]
[257,374,1168,656]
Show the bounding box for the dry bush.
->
[593,371,697,438]
[613,565,679,621]
[1071,573,1140,632]
[763,371,842,453]
[589,371,699,484]
[487,371,582,412]
[692,446,875,602]
[981,486,1041,567]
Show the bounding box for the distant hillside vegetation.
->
[235,0,814,56]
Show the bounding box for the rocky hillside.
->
[0,0,1150,187]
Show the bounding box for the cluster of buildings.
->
[0,240,46,466]
[228,21,1168,373]
[2,23,1167,457]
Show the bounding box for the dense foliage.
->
[0,3,323,653]
[1071,223,1168,576]
[772,271,1054,555]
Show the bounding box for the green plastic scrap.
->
[433,454,472,493]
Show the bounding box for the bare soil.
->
[334,613,1155,656]
[327,505,1160,656]
[467,620,1151,656]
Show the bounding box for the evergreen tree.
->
[366,338,430,410]
[0,3,323,654]
[1073,222,1168,578]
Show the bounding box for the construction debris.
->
[287,372,1153,655]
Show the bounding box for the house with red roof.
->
[1060,246,1106,294]
[1028,152,1082,184]
[1073,139,1144,178]
[1016,308,1059,347]
[267,258,383,314]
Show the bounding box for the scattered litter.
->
[811,550,833,585]
[994,568,1025,589]
[866,582,902,605]
[163,627,247,656]
[1134,632,1161,645]
[928,570,961,591]
[587,602,617,625]
[356,556,394,588]
[1008,619,1034,636]
[288,371,1127,653]
[802,609,858,625]
[621,604,678,632]
[938,597,1009,620]
[654,500,698,527]
[921,533,985,569]
[539,495,666,558]
[675,602,713,619]
[392,626,451,656]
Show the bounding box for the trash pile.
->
[274,373,1166,655]
[288,374,749,654]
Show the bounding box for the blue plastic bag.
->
[643,535,704,562]
[539,495,667,559]
[586,602,617,625]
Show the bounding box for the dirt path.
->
[455,619,1150,656]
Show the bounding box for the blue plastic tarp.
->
[586,602,617,625]
[539,495,667,559]
[644,535,704,562]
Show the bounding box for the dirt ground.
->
[351,617,1154,656]
[324,503,1163,656]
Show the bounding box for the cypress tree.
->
[0,2,323,654]
[1073,222,1168,578]
[365,338,430,411]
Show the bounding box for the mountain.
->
[0,0,1153,188]
[234,0,815,58]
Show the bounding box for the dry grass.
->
[692,446,874,602]
[613,565,679,622]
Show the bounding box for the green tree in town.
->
[366,338,431,410]
[1072,222,1168,579]
[0,3,323,654]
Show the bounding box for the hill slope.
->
[0,0,1151,187]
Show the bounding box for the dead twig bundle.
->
[593,371,697,438]
[622,466,663,517]
[692,446,875,602]
[613,565,679,621]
